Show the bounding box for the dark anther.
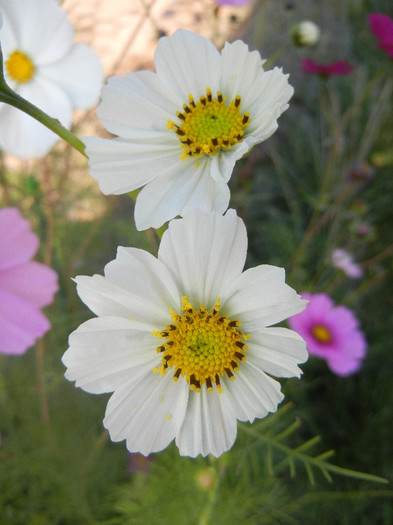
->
[225,368,234,379]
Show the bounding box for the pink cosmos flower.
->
[368,13,393,59]
[288,293,367,376]
[301,59,354,77]
[0,208,58,355]
[331,248,363,279]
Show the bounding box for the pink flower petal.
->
[0,208,38,270]
[0,289,51,354]
[368,13,393,43]
[301,59,354,76]
[0,261,58,307]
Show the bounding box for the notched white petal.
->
[176,388,237,458]
[104,372,189,456]
[63,317,157,394]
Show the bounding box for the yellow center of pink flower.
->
[153,297,249,393]
[312,324,332,344]
[167,87,250,161]
[6,50,35,83]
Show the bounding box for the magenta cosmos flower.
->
[301,59,354,77]
[288,293,367,376]
[368,13,393,59]
[0,208,58,355]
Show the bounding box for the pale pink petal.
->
[0,208,38,269]
[0,261,58,307]
[0,289,50,354]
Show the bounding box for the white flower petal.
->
[0,0,73,65]
[0,76,72,157]
[245,68,294,139]
[210,142,249,184]
[97,71,180,137]
[63,317,157,394]
[83,135,180,195]
[159,209,247,308]
[155,29,221,101]
[176,388,237,457]
[75,247,180,327]
[224,265,307,328]
[224,363,284,423]
[104,371,189,456]
[220,39,267,103]
[39,43,103,109]
[134,161,230,231]
[247,327,308,378]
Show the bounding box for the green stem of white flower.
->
[0,45,86,157]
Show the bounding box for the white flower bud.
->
[291,21,320,47]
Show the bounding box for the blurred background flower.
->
[291,20,320,47]
[331,248,363,278]
[0,0,103,158]
[288,293,367,376]
[368,13,393,59]
[0,207,58,355]
[216,0,253,6]
[301,58,354,76]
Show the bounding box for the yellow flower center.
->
[6,50,35,83]
[311,324,332,344]
[153,297,249,393]
[167,88,250,161]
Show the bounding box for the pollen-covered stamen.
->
[6,50,35,83]
[152,297,249,393]
[167,87,250,161]
[312,324,332,344]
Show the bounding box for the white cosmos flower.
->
[84,29,294,231]
[62,209,307,458]
[0,0,103,158]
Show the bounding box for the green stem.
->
[0,45,86,157]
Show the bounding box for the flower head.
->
[301,59,354,77]
[331,248,363,279]
[288,293,367,376]
[0,207,58,355]
[0,0,103,158]
[84,29,294,230]
[368,13,393,59]
[291,21,320,47]
[62,209,307,457]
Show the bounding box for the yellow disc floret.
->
[6,50,35,83]
[167,88,250,161]
[312,324,332,344]
[153,297,249,393]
